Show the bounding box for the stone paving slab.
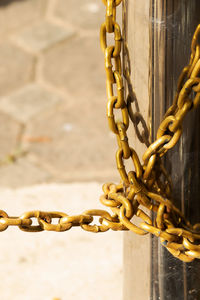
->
[0,157,51,188]
[42,35,105,97]
[0,0,47,38]
[0,111,22,160]
[0,42,35,96]
[0,2,124,300]
[13,20,75,53]
[0,83,63,123]
[23,101,118,183]
[54,0,105,31]
[0,183,122,300]
[0,0,118,185]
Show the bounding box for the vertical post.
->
[123,1,151,299]
[123,0,200,299]
[151,1,200,299]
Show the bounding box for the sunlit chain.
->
[0,0,200,263]
[100,0,200,262]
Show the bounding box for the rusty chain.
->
[1,0,200,262]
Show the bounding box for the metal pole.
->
[151,1,200,299]
[123,1,200,299]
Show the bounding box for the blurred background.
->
[0,0,122,299]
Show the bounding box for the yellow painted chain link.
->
[1,0,200,262]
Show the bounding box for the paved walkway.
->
[0,0,118,188]
[0,183,122,300]
[0,1,123,299]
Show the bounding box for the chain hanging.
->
[1,0,200,262]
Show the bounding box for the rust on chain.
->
[1,0,200,263]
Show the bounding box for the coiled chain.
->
[1,0,200,262]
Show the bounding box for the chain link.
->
[0,0,200,262]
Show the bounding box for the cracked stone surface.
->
[0,84,63,123]
[0,42,35,96]
[13,20,75,53]
[54,0,105,30]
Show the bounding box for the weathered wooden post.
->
[123,1,200,299]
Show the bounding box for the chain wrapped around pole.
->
[1,0,200,262]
